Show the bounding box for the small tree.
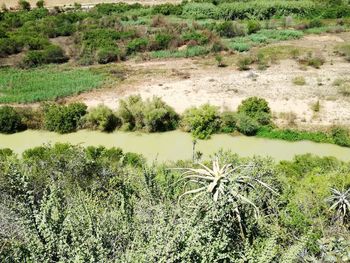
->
[36,0,45,8]
[18,0,31,11]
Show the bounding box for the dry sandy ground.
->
[0,0,180,8]
[72,32,350,129]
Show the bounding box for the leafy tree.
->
[0,106,23,134]
[181,104,221,139]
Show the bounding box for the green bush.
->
[247,20,261,34]
[36,0,45,8]
[0,106,24,134]
[154,33,173,50]
[216,21,246,38]
[220,111,238,133]
[182,3,218,19]
[117,95,178,132]
[18,0,31,11]
[21,45,68,67]
[308,18,323,28]
[143,97,179,132]
[43,103,87,134]
[152,3,183,16]
[181,104,221,139]
[236,55,253,70]
[237,97,271,120]
[331,126,350,147]
[127,38,149,54]
[181,31,209,45]
[83,105,120,132]
[236,114,260,136]
[97,47,120,64]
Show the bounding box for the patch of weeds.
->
[311,100,320,112]
[236,55,253,71]
[299,51,325,69]
[292,76,306,86]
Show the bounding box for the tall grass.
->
[0,66,104,103]
[150,46,210,59]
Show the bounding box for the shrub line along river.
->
[1,130,350,162]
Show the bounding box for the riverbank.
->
[1,129,350,162]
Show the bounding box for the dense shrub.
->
[43,103,87,133]
[308,18,323,28]
[127,38,149,54]
[236,114,260,136]
[18,0,31,11]
[83,105,119,132]
[216,21,246,38]
[237,97,271,120]
[331,126,350,147]
[181,104,221,139]
[152,3,183,16]
[181,31,209,45]
[143,97,179,132]
[21,45,68,67]
[182,3,218,19]
[0,106,23,133]
[236,55,253,70]
[117,95,178,132]
[247,20,261,34]
[36,0,45,8]
[220,111,238,133]
[97,47,120,64]
[153,33,173,50]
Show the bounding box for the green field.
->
[0,66,104,103]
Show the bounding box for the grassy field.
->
[0,66,104,103]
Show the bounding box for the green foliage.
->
[36,0,45,8]
[181,104,221,139]
[0,67,104,103]
[309,18,324,28]
[236,55,253,70]
[237,97,271,120]
[220,111,238,133]
[247,20,261,34]
[18,0,31,11]
[0,106,23,134]
[181,31,209,45]
[127,38,148,54]
[97,47,120,64]
[117,95,179,132]
[152,3,183,16]
[216,21,246,37]
[331,126,350,147]
[83,104,120,132]
[21,45,68,68]
[236,114,260,136]
[43,103,87,133]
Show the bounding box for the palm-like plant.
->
[327,187,350,224]
[177,158,277,239]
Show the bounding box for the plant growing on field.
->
[83,104,120,132]
[327,187,350,224]
[292,76,306,86]
[238,97,271,120]
[237,55,253,70]
[36,0,45,8]
[181,104,221,139]
[18,0,31,11]
[179,158,277,239]
[0,106,23,134]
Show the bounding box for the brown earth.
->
[69,32,350,129]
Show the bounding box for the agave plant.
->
[178,158,276,212]
[327,187,350,224]
[177,158,277,240]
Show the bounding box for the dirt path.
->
[0,0,180,9]
[72,32,350,129]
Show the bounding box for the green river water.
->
[1,130,350,162]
